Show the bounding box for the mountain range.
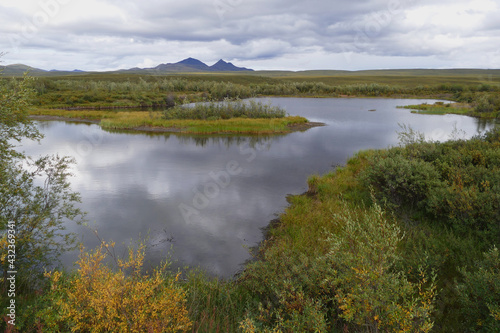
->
[2,60,500,78]
[150,58,253,72]
[0,58,253,76]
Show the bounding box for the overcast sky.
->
[1,0,499,71]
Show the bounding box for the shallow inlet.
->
[21,97,498,277]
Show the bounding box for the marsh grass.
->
[182,269,254,333]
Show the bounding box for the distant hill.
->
[153,57,210,72]
[0,64,87,76]
[50,69,85,73]
[0,64,47,75]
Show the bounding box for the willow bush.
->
[38,241,192,333]
[456,246,500,332]
[322,201,436,332]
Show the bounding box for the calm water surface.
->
[21,98,497,277]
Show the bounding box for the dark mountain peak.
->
[152,57,253,72]
[177,57,209,69]
[214,59,228,65]
[178,57,204,64]
[210,59,253,72]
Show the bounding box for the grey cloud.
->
[1,0,498,70]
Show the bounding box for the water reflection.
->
[476,117,496,133]
[104,128,283,149]
[21,98,498,278]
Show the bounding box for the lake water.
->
[21,98,497,277]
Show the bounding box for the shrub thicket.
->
[456,246,500,332]
[361,126,500,331]
[362,128,500,242]
[455,90,500,115]
[163,99,287,120]
[26,76,500,111]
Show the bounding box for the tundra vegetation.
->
[9,70,500,134]
[1,68,499,332]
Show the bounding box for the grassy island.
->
[30,99,321,134]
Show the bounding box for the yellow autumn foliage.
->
[45,241,192,333]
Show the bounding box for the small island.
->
[399,90,500,119]
[30,99,324,135]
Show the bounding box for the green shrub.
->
[322,200,437,333]
[456,247,500,332]
[358,127,500,330]
[239,247,331,332]
[361,151,442,210]
[239,199,437,332]
[363,128,500,241]
[475,94,495,113]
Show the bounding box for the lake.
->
[21,98,498,277]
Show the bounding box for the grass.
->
[101,114,310,134]
[182,269,253,332]
[262,152,372,257]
